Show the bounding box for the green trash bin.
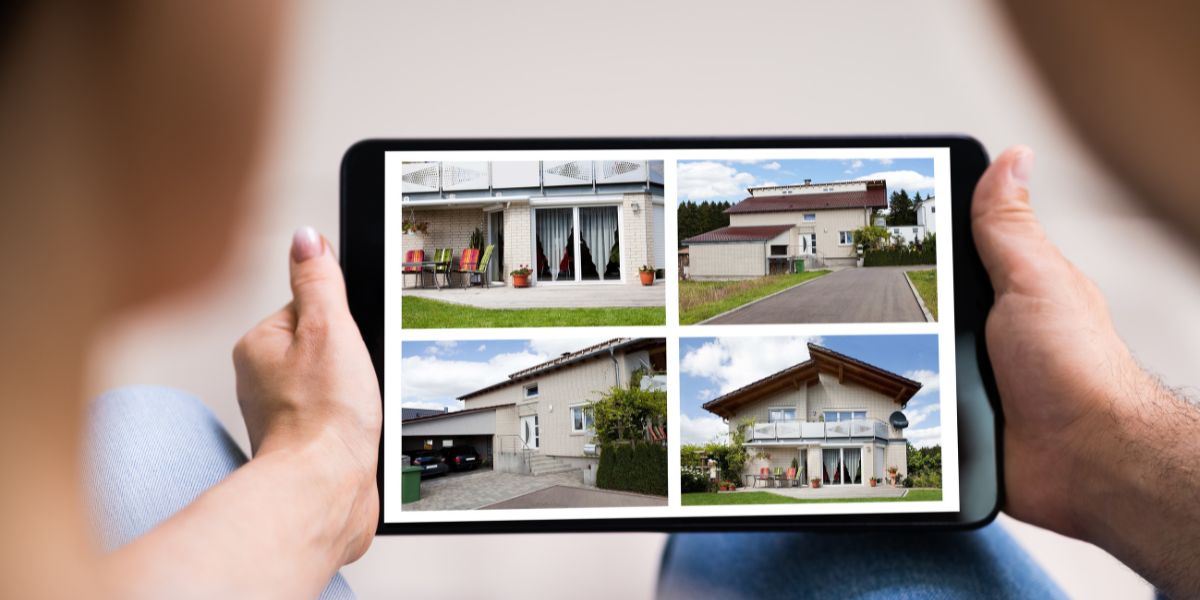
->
[793,258,805,273]
[401,466,423,503]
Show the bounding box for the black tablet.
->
[340,136,999,535]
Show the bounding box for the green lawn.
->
[681,488,943,506]
[679,271,829,325]
[906,269,938,321]
[402,296,665,328]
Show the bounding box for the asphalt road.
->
[704,266,928,324]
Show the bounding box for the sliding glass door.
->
[534,205,621,283]
[822,447,863,485]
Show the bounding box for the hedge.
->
[864,247,936,267]
[597,442,668,496]
[680,467,710,494]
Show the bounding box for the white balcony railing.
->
[745,419,888,441]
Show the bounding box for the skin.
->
[0,2,1195,600]
[973,147,1200,598]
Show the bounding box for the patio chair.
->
[785,467,797,488]
[432,248,453,288]
[403,249,425,288]
[773,466,785,488]
[458,244,493,288]
[754,467,771,488]
[453,248,481,288]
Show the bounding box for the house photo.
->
[399,338,668,511]
[676,159,939,325]
[391,158,667,328]
[679,335,943,505]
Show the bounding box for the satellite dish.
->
[889,410,909,429]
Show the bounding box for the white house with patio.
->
[701,343,921,487]
[391,158,666,287]
[682,179,889,279]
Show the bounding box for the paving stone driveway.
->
[704,266,928,324]
[406,469,587,511]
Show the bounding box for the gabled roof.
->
[701,343,922,419]
[459,338,663,401]
[725,180,887,215]
[683,225,792,244]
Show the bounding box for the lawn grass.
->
[681,488,943,506]
[678,271,829,325]
[906,268,938,321]
[401,296,665,328]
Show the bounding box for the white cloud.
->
[476,344,487,352]
[903,369,940,398]
[697,389,715,401]
[682,337,820,394]
[857,170,935,192]
[877,158,894,165]
[678,161,757,200]
[731,160,761,165]
[762,162,781,171]
[425,340,459,355]
[401,400,458,412]
[681,413,729,445]
[901,400,940,429]
[906,425,942,448]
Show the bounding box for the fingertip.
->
[291,226,324,263]
[1007,145,1034,188]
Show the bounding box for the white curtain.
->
[580,206,618,280]
[536,208,572,281]
[823,449,840,484]
[844,449,861,484]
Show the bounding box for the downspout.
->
[609,347,620,387]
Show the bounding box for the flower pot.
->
[512,274,530,288]
[639,271,654,286]
[869,479,877,487]
[810,480,820,489]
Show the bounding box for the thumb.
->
[289,226,349,323]
[971,146,1056,295]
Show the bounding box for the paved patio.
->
[737,484,908,499]
[482,485,667,510]
[404,281,665,309]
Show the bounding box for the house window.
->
[769,244,788,256]
[803,213,816,222]
[524,383,539,399]
[767,407,797,423]
[442,439,454,448]
[838,231,853,246]
[423,439,433,450]
[930,206,936,213]
[824,410,867,422]
[912,227,919,234]
[570,404,594,433]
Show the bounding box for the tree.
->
[886,189,917,225]
[588,385,667,444]
[852,225,891,250]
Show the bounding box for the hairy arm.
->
[103,228,380,599]
[974,147,1200,598]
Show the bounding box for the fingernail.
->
[291,226,323,262]
[1010,148,1034,188]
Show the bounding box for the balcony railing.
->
[746,419,888,442]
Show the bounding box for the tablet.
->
[340,136,1000,534]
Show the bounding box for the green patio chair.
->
[773,466,785,488]
[459,244,494,288]
[433,248,453,288]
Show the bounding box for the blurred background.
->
[86,1,1200,598]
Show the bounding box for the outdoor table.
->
[401,260,451,290]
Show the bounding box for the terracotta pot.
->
[810,480,820,489]
[639,271,654,285]
[512,274,530,288]
[869,479,877,487]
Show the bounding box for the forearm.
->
[1070,369,1200,598]
[103,432,373,600]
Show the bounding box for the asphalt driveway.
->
[704,266,927,324]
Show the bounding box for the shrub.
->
[852,225,892,250]
[864,246,936,266]
[590,385,667,444]
[680,466,710,494]
[597,442,668,496]
[908,471,942,488]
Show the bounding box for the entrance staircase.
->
[528,454,578,476]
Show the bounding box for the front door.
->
[487,211,505,284]
[520,415,539,450]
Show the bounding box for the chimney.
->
[803,178,812,185]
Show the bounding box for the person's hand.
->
[233,226,380,562]
[973,147,1197,597]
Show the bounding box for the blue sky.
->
[400,337,613,412]
[679,335,942,448]
[677,158,936,205]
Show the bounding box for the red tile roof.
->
[683,225,792,244]
[726,181,887,214]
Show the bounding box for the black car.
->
[407,449,449,478]
[439,446,482,472]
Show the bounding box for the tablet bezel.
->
[340,136,1000,535]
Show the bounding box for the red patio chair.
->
[404,249,424,287]
[453,248,480,288]
[754,467,771,488]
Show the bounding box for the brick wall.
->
[622,193,658,286]
[400,207,485,261]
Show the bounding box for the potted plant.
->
[887,465,899,487]
[809,477,821,489]
[869,477,878,488]
[510,265,532,288]
[401,220,429,236]
[638,264,655,286]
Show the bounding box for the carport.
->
[400,405,505,468]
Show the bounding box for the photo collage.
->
[382,149,956,523]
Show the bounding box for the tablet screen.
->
[380,147,958,525]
